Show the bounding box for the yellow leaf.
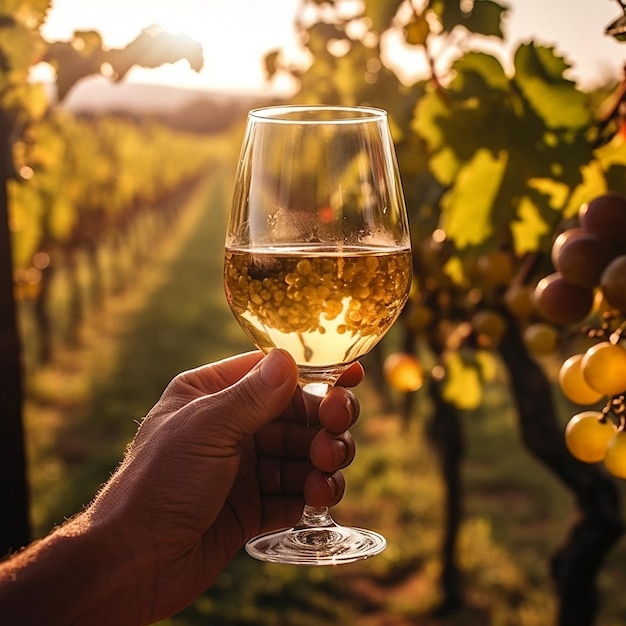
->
[562,161,606,218]
[440,149,507,248]
[443,255,467,286]
[442,351,483,410]
[475,349,498,383]
[510,197,550,256]
[594,132,626,169]
[527,177,569,210]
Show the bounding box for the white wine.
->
[224,245,412,367]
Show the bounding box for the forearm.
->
[0,512,149,626]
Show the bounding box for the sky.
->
[37,0,626,93]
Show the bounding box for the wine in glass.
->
[224,105,412,565]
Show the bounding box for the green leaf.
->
[513,43,590,130]
[461,0,506,38]
[510,196,550,256]
[449,51,508,94]
[440,148,507,248]
[362,0,404,33]
[429,0,506,38]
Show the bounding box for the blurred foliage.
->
[6,0,626,623]
[263,0,626,408]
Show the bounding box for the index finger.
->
[336,361,364,388]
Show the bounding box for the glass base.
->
[245,523,386,565]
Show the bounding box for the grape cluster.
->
[561,341,626,478]
[540,192,626,478]
[534,192,626,326]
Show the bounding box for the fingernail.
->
[331,438,347,465]
[258,350,290,388]
[345,397,356,427]
[326,475,338,502]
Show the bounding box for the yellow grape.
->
[504,284,536,319]
[581,341,626,396]
[604,431,626,479]
[558,354,604,405]
[564,411,615,463]
[524,322,559,356]
[383,352,424,393]
[475,250,513,286]
[471,309,506,347]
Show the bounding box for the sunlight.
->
[40,0,301,92]
[38,0,626,93]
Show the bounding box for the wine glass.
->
[223,105,412,565]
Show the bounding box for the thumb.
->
[210,349,299,440]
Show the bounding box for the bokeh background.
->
[3,1,626,624]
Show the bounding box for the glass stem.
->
[294,505,337,530]
[299,375,345,531]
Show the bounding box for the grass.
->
[22,160,626,625]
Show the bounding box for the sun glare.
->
[39,0,301,92]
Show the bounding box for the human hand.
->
[88,349,363,623]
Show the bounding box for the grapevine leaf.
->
[527,177,569,210]
[429,147,461,187]
[510,196,550,256]
[362,0,404,33]
[475,349,498,383]
[429,0,506,38]
[460,0,506,38]
[412,89,448,154]
[443,255,467,286]
[404,14,430,47]
[593,133,626,169]
[264,49,280,80]
[563,161,607,218]
[442,351,482,410]
[429,0,463,33]
[440,148,507,248]
[513,43,590,130]
[48,195,76,240]
[8,178,45,268]
[449,51,508,94]
[44,27,204,101]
